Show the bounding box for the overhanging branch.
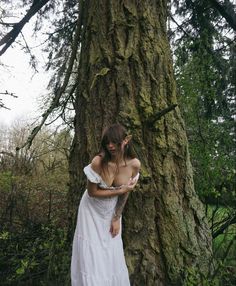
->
[209,0,236,31]
[212,214,236,238]
[16,0,84,150]
[0,0,50,56]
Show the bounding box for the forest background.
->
[0,0,235,285]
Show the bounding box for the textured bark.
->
[68,0,212,285]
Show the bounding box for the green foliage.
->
[169,1,236,284]
[0,123,71,285]
[0,171,14,193]
[0,223,71,286]
[0,0,235,284]
[183,267,216,286]
[171,0,236,204]
[209,206,236,261]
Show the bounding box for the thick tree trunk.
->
[68,0,212,285]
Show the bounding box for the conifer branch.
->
[0,0,50,56]
[209,0,236,31]
[17,1,84,150]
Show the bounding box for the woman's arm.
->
[87,180,136,198]
[112,159,141,221]
[112,193,130,220]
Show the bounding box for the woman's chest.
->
[107,164,133,187]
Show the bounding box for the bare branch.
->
[20,32,38,72]
[0,91,17,98]
[0,90,17,109]
[0,101,10,109]
[0,0,50,56]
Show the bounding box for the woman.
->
[71,123,141,286]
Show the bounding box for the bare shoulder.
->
[91,155,103,174]
[130,158,141,170]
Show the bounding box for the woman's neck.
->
[110,155,127,166]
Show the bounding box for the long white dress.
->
[71,164,138,286]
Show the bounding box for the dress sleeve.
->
[132,172,140,182]
[83,164,102,184]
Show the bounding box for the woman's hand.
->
[122,177,138,193]
[110,218,120,238]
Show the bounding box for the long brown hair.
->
[98,124,135,176]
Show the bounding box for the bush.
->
[0,222,71,286]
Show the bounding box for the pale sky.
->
[0,12,50,127]
[0,52,48,126]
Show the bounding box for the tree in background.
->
[169,0,235,204]
[0,121,72,285]
[0,121,71,226]
[169,0,236,282]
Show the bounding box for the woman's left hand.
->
[110,218,120,238]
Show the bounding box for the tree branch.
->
[212,236,236,279]
[146,104,178,126]
[0,0,50,56]
[0,100,10,109]
[212,214,236,238]
[0,91,17,98]
[209,0,236,31]
[169,14,194,40]
[16,1,84,150]
[0,91,17,109]
[20,31,38,72]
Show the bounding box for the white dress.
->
[71,164,139,286]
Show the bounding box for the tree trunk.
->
[68,0,212,285]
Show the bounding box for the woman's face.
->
[106,141,117,156]
[106,140,127,157]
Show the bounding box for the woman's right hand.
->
[122,178,138,193]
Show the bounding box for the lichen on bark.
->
[68,0,213,285]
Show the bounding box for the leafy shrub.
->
[0,222,71,286]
